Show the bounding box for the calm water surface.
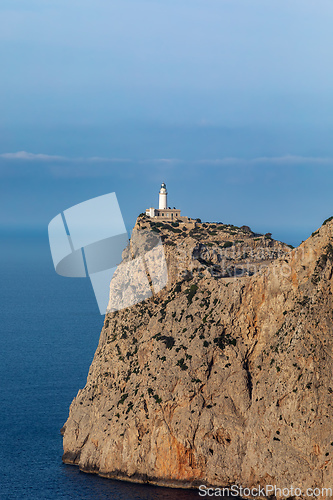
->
[0,231,199,499]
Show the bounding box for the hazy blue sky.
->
[1,0,333,246]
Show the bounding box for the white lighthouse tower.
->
[145,182,182,220]
[159,182,168,210]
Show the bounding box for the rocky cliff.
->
[62,216,333,496]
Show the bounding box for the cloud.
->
[0,151,66,161]
[1,152,333,167]
[85,157,130,163]
[0,151,130,163]
[196,157,241,165]
[140,158,183,165]
[195,155,333,166]
[249,155,333,165]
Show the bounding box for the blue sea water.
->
[0,230,199,500]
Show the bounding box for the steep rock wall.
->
[62,218,333,495]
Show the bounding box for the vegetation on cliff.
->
[62,216,333,496]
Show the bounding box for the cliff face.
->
[62,217,333,494]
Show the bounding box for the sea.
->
[0,229,199,500]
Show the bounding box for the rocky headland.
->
[61,215,333,497]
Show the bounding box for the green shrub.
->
[177,358,188,370]
[118,393,128,405]
[323,216,333,226]
[186,284,198,304]
[213,333,236,350]
[163,224,182,233]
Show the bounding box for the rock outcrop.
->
[62,216,333,496]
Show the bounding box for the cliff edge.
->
[61,216,333,495]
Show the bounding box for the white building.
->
[146,183,181,220]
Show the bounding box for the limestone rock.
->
[62,216,333,496]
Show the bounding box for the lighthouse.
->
[145,182,183,220]
[159,182,168,210]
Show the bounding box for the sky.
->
[1,0,333,247]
